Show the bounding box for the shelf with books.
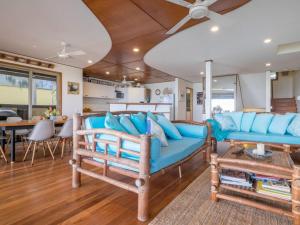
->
[211,144,300,225]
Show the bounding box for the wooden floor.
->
[0,143,210,225]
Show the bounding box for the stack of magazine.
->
[220,169,253,188]
[254,174,291,201]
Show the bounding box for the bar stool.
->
[53,119,73,158]
[23,120,55,165]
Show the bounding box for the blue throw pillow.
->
[214,114,237,131]
[156,115,182,140]
[224,112,243,131]
[251,113,274,134]
[130,112,147,134]
[268,114,295,135]
[147,111,158,121]
[287,115,300,137]
[104,112,127,133]
[241,112,256,132]
[119,115,140,135]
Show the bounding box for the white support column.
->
[205,60,213,119]
[265,70,272,112]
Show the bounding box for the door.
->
[186,88,193,120]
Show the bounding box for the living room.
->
[0,0,300,225]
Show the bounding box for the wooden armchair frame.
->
[70,111,211,221]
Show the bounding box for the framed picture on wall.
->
[197,92,203,105]
[67,82,80,95]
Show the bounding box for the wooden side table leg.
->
[284,144,292,153]
[211,153,219,202]
[292,165,300,225]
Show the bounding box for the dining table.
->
[0,119,66,163]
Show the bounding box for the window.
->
[0,64,61,119]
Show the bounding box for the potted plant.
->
[43,107,60,121]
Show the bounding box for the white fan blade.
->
[207,10,223,21]
[68,50,86,56]
[165,0,192,8]
[201,0,218,7]
[166,14,191,35]
[45,55,58,60]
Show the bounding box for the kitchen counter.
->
[110,103,173,120]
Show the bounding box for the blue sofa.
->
[70,112,211,221]
[208,112,300,152]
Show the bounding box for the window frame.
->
[0,61,62,119]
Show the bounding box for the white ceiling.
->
[144,0,300,82]
[0,0,111,68]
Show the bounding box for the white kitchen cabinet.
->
[83,82,116,99]
[126,87,145,102]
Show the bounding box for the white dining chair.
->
[23,120,55,165]
[53,119,73,158]
[6,117,30,150]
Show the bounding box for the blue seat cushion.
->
[85,116,106,129]
[104,112,127,133]
[268,114,295,135]
[224,112,243,131]
[287,115,300,137]
[251,113,274,134]
[150,137,205,173]
[130,112,147,134]
[226,131,300,145]
[174,123,207,139]
[156,115,182,140]
[241,112,256,132]
[119,115,140,135]
[214,114,237,131]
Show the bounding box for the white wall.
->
[193,82,204,122]
[174,78,193,120]
[273,73,294,98]
[144,82,174,103]
[0,52,83,117]
[236,73,266,111]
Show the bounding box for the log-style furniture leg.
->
[137,135,150,222]
[211,153,219,202]
[293,165,300,225]
[72,113,81,188]
[284,144,292,154]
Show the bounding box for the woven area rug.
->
[150,168,292,225]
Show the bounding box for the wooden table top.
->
[0,119,66,127]
[218,145,295,179]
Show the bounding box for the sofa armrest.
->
[172,120,210,142]
[150,137,161,161]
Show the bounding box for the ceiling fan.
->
[165,0,222,34]
[45,42,86,60]
[121,76,135,85]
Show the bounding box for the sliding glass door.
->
[0,63,61,119]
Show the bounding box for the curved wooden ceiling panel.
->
[83,0,250,83]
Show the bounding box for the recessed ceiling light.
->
[135,67,140,71]
[134,78,138,81]
[265,63,271,67]
[213,79,218,82]
[210,26,219,32]
[200,71,204,75]
[105,71,110,75]
[133,48,140,52]
[264,38,272,44]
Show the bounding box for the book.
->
[220,170,249,183]
[252,174,281,182]
[262,180,291,193]
[256,181,291,201]
[221,179,253,188]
